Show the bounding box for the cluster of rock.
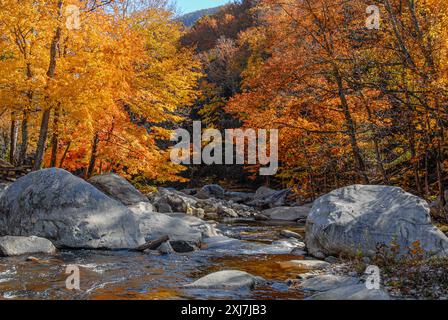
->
[0,169,307,257]
[149,184,304,221]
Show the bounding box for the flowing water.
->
[0,220,308,300]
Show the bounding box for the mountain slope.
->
[177,6,223,27]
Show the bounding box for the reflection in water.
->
[0,220,306,300]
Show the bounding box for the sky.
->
[175,0,231,14]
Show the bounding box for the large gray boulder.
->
[184,270,264,290]
[0,168,144,249]
[0,236,56,256]
[89,173,148,206]
[306,185,448,258]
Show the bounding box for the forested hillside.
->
[181,0,448,212]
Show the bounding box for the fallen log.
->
[133,235,170,252]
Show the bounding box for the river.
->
[0,220,308,300]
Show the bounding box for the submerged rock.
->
[306,185,448,258]
[89,173,149,206]
[280,260,330,270]
[0,236,56,256]
[0,168,144,249]
[185,270,264,290]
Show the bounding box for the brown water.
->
[0,220,307,300]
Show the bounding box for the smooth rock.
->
[196,184,225,199]
[262,206,310,221]
[170,240,196,253]
[164,213,221,238]
[224,191,254,203]
[306,284,390,300]
[290,248,307,256]
[300,275,360,292]
[89,173,149,206]
[280,260,330,270]
[306,185,448,258]
[0,168,144,249]
[130,208,202,245]
[0,236,56,256]
[202,236,241,249]
[280,230,303,240]
[247,187,291,208]
[184,270,264,290]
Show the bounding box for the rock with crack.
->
[184,270,264,290]
[0,236,56,256]
[262,206,310,221]
[89,173,149,206]
[306,185,448,258]
[0,168,144,249]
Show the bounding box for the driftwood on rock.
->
[134,235,170,252]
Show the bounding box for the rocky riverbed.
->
[0,168,447,300]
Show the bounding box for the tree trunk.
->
[59,141,71,168]
[334,68,369,184]
[18,110,29,165]
[9,112,18,165]
[50,105,60,167]
[33,109,51,171]
[86,133,99,178]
